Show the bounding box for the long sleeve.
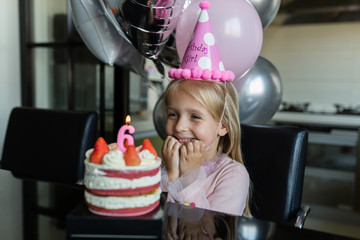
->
[206,162,249,215]
[161,166,210,209]
[161,154,250,216]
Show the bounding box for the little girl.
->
[160,0,250,217]
[161,78,250,217]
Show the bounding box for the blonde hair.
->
[164,78,251,217]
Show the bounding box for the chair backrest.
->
[240,124,308,225]
[1,107,98,185]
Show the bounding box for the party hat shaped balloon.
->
[169,0,235,81]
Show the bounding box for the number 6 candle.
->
[117,115,135,152]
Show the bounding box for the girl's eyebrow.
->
[188,109,208,117]
[166,107,177,112]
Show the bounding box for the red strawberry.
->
[124,145,141,166]
[90,137,109,164]
[140,138,157,158]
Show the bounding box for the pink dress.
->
[161,153,249,216]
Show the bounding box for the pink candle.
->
[117,115,135,152]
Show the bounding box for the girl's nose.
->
[175,116,187,132]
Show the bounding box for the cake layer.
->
[84,155,161,172]
[84,170,161,190]
[84,188,161,210]
[87,200,160,217]
[85,182,160,196]
[95,167,159,179]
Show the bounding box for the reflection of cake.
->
[84,137,161,216]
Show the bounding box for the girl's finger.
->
[173,141,181,152]
[180,144,187,157]
[162,136,172,149]
[165,136,178,151]
[186,141,194,153]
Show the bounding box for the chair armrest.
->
[294,205,311,229]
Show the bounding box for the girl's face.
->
[165,86,223,160]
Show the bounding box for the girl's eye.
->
[167,112,177,118]
[191,114,201,120]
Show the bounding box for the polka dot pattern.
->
[198,11,209,22]
[172,1,234,81]
[219,62,225,71]
[204,32,215,45]
[198,57,212,69]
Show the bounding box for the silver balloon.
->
[153,93,167,140]
[158,0,193,67]
[233,56,282,125]
[248,0,281,29]
[100,0,186,74]
[70,0,144,74]
[159,31,181,68]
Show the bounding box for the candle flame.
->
[125,115,131,124]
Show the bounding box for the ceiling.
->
[278,0,360,24]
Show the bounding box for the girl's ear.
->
[218,124,228,137]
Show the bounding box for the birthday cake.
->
[84,137,162,216]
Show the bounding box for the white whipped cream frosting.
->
[102,150,126,168]
[85,146,159,169]
[85,188,161,209]
[138,149,157,165]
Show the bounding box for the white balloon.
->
[70,0,144,73]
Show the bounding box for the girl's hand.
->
[165,215,179,240]
[179,140,206,176]
[178,218,204,240]
[162,136,181,181]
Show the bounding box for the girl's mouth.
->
[176,137,194,144]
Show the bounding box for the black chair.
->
[1,107,98,240]
[241,124,310,228]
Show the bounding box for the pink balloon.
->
[176,0,263,79]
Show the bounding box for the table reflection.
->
[164,202,277,240]
[236,217,276,240]
[67,202,359,240]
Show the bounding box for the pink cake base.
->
[86,200,160,217]
[85,182,160,196]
